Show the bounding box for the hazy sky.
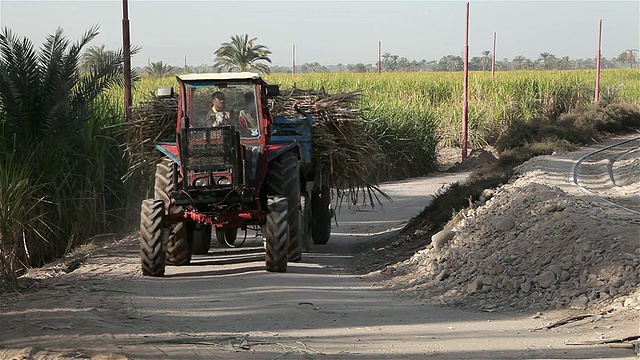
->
[1,1,638,68]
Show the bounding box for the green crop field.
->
[113,69,639,147]
[104,68,639,178]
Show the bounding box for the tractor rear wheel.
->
[154,157,191,265]
[264,196,288,272]
[267,152,302,262]
[140,199,166,277]
[311,186,332,245]
[189,223,211,255]
[216,227,238,247]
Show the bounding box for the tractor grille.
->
[185,127,237,172]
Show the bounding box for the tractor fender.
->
[155,142,181,165]
[267,142,300,163]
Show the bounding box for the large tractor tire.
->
[267,152,302,262]
[166,222,191,265]
[140,199,166,277]
[299,192,312,252]
[189,223,211,255]
[216,227,238,247]
[264,196,288,272]
[311,186,332,245]
[154,157,191,265]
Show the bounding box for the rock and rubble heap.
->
[375,150,640,314]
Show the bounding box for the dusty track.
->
[1,136,638,359]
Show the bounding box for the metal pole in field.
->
[595,19,602,102]
[462,2,469,161]
[292,45,296,79]
[491,32,496,78]
[378,41,382,74]
[122,0,132,119]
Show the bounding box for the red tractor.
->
[139,72,333,276]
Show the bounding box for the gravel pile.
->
[377,156,640,313]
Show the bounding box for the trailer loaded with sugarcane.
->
[136,72,387,277]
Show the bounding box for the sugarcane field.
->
[1,1,640,359]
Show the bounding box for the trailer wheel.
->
[154,158,191,265]
[267,152,302,262]
[189,223,211,255]
[264,196,288,272]
[311,186,332,245]
[140,199,166,277]
[216,227,238,247]
[300,192,312,252]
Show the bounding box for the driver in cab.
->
[205,91,232,127]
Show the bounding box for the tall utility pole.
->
[491,32,496,78]
[122,0,132,119]
[292,45,296,79]
[461,2,469,161]
[378,41,382,74]
[595,19,602,102]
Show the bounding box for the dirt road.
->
[1,142,638,359]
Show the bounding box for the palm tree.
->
[82,44,141,75]
[0,25,128,275]
[558,56,571,70]
[144,61,175,77]
[512,55,527,70]
[617,49,638,68]
[81,45,112,72]
[213,34,272,74]
[538,52,555,70]
[481,50,491,71]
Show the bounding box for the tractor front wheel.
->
[154,157,191,265]
[140,199,166,277]
[166,222,191,265]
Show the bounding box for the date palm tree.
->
[617,49,638,68]
[81,44,141,75]
[481,50,491,71]
[144,61,175,77]
[213,34,272,74]
[0,25,128,276]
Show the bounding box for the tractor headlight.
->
[217,177,231,185]
[194,178,209,186]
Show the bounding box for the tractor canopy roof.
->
[177,72,263,82]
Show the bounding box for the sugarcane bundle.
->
[121,94,177,183]
[271,88,390,207]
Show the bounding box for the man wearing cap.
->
[205,91,232,127]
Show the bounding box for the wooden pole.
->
[378,41,382,74]
[462,2,469,161]
[595,19,602,102]
[491,32,496,78]
[122,0,132,119]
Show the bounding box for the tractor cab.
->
[177,72,271,138]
